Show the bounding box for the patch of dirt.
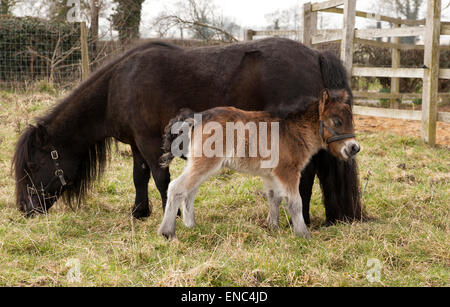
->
[355,115,450,147]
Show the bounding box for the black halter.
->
[320,121,355,144]
[43,147,67,191]
[26,147,67,201]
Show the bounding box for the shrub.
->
[0,16,81,86]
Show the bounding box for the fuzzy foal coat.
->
[158,91,356,239]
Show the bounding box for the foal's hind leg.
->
[182,186,199,228]
[158,174,188,239]
[181,158,224,228]
[158,158,223,239]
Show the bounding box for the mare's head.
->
[12,124,83,216]
[319,89,360,160]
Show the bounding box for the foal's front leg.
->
[266,190,282,229]
[286,193,311,239]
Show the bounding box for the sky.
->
[139,0,449,39]
[11,0,450,41]
[138,0,386,38]
[142,0,304,28]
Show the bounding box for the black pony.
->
[12,38,365,224]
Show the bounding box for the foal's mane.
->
[12,41,180,208]
[266,96,317,120]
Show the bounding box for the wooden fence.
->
[245,0,450,146]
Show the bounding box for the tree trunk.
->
[1,0,11,15]
[90,0,100,57]
[112,0,144,45]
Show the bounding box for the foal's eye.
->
[333,118,343,127]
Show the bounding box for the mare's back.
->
[107,38,325,134]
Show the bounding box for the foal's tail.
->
[160,108,196,168]
[319,51,353,102]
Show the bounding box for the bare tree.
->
[394,0,425,20]
[91,0,100,48]
[26,28,81,85]
[111,0,145,44]
[265,7,300,31]
[1,0,18,15]
[153,0,239,43]
[376,0,425,43]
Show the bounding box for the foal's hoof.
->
[296,230,311,239]
[158,228,176,240]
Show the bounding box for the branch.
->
[161,15,238,42]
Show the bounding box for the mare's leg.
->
[131,146,152,219]
[299,160,316,226]
[313,150,364,225]
[136,137,171,212]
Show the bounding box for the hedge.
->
[0,15,81,85]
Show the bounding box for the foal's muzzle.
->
[343,140,360,158]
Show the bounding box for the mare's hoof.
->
[132,204,152,220]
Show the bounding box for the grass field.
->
[0,90,449,286]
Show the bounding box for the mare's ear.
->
[35,124,49,146]
[319,89,330,116]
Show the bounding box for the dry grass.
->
[0,90,448,286]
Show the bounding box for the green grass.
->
[0,91,448,286]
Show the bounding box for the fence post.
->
[302,2,315,46]
[246,29,254,41]
[421,0,441,146]
[80,21,90,81]
[391,23,401,108]
[340,0,356,80]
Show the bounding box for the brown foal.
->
[158,89,360,239]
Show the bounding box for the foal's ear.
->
[319,89,330,116]
[336,89,348,104]
[35,124,49,146]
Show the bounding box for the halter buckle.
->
[51,150,59,160]
[55,169,67,186]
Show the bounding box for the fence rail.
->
[246,0,450,145]
[354,106,450,123]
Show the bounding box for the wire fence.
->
[2,16,447,106]
[0,17,84,89]
[0,16,227,90]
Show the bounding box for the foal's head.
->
[319,89,360,160]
